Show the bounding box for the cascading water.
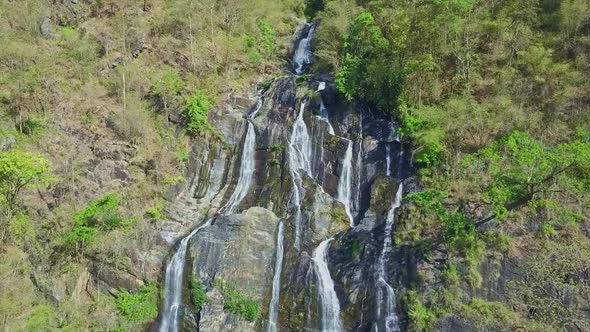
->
[385,144,391,177]
[318,95,335,135]
[159,220,212,332]
[374,183,403,332]
[293,24,316,74]
[355,114,363,215]
[223,121,256,214]
[337,140,354,226]
[312,238,343,332]
[288,101,313,249]
[267,222,285,332]
[158,95,263,332]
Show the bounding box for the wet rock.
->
[185,207,280,329]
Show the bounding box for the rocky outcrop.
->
[186,207,280,331]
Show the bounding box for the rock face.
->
[186,207,279,331]
[157,39,416,330]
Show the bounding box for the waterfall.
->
[159,95,263,331]
[288,101,312,249]
[249,89,264,119]
[337,140,354,226]
[355,114,363,215]
[374,183,403,332]
[223,121,256,214]
[293,24,316,74]
[385,144,391,177]
[318,94,335,135]
[159,220,212,332]
[267,222,285,332]
[312,238,343,332]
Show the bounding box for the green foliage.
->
[183,91,214,136]
[268,144,285,152]
[151,69,185,111]
[189,277,207,310]
[351,239,362,259]
[145,202,163,222]
[0,150,54,210]
[64,226,98,249]
[403,190,447,217]
[328,207,349,225]
[442,264,460,286]
[215,279,261,322]
[66,193,134,250]
[26,304,58,331]
[462,131,590,219]
[405,290,435,331]
[335,13,402,113]
[304,0,325,19]
[115,283,159,324]
[257,19,277,56]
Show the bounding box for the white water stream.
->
[312,238,343,332]
[337,140,354,226]
[159,95,262,331]
[267,221,285,332]
[288,101,313,250]
[374,183,403,332]
[293,25,316,74]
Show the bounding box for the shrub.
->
[215,279,261,322]
[442,264,460,286]
[269,144,286,152]
[405,290,435,331]
[190,277,207,310]
[145,203,163,222]
[115,283,159,323]
[183,91,213,136]
[351,239,362,259]
[74,193,120,228]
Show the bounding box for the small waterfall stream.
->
[293,24,316,74]
[267,221,285,332]
[159,220,212,332]
[288,101,313,250]
[312,238,343,332]
[374,183,403,332]
[337,140,354,226]
[223,121,256,214]
[317,84,335,135]
[158,94,263,332]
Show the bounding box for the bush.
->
[215,279,261,322]
[74,193,120,228]
[115,283,159,323]
[183,91,213,136]
[405,290,435,331]
[190,277,207,310]
[145,202,163,222]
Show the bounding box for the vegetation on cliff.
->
[0,0,300,330]
[311,0,589,330]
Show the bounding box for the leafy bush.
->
[66,193,134,250]
[405,290,435,331]
[351,239,362,259]
[190,277,207,310]
[0,150,54,210]
[74,193,120,228]
[269,144,286,152]
[116,283,159,323]
[183,91,213,136]
[215,279,261,322]
[145,202,163,222]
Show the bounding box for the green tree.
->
[151,69,185,118]
[0,150,54,211]
[183,91,214,136]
